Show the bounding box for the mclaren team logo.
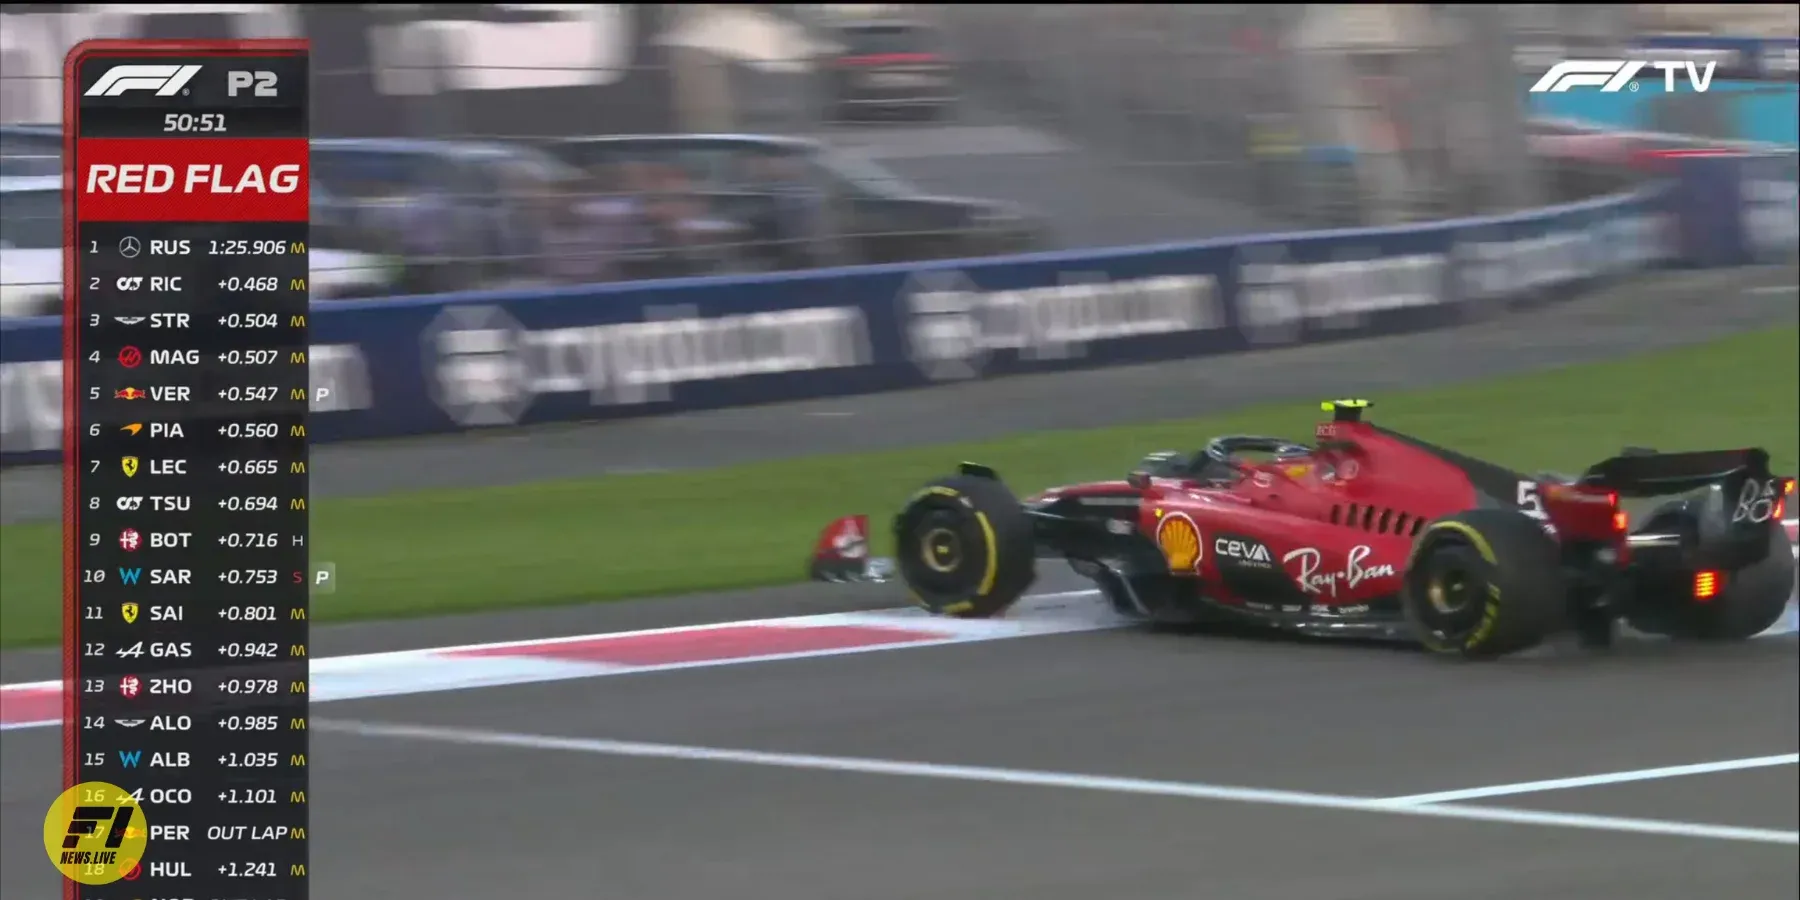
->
[120,457,139,478]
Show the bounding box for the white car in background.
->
[0,175,398,318]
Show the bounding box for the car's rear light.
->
[1612,510,1629,532]
[1693,570,1722,601]
[1776,478,1795,521]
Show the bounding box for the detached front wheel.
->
[1403,509,1568,659]
[894,474,1036,618]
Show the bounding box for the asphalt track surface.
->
[3,265,1797,898]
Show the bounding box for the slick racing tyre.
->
[1403,509,1568,659]
[1628,523,1795,641]
[894,474,1036,618]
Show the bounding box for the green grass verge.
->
[2,326,1794,648]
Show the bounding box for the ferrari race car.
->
[810,400,1797,659]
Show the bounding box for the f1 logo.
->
[85,65,203,98]
[1528,61,1644,93]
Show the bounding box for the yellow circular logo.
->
[43,781,149,885]
[1156,513,1202,572]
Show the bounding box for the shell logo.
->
[1155,512,1202,572]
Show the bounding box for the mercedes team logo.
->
[117,236,141,258]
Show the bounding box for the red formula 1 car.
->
[810,400,1797,658]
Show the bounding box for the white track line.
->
[316,719,1800,846]
[1376,754,1800,807]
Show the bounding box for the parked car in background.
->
[534,133,1047,277]
[0,176,396,318]
[822,17,959,121]
[0,124,61,177]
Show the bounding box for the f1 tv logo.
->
[1529,60,1717,93]
[85,65,202,98]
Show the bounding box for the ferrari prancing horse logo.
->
[120,457,139,478]
[121,603,138,624]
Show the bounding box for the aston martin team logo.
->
[121,457,139,478]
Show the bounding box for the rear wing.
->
[1578,448,1778,498]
